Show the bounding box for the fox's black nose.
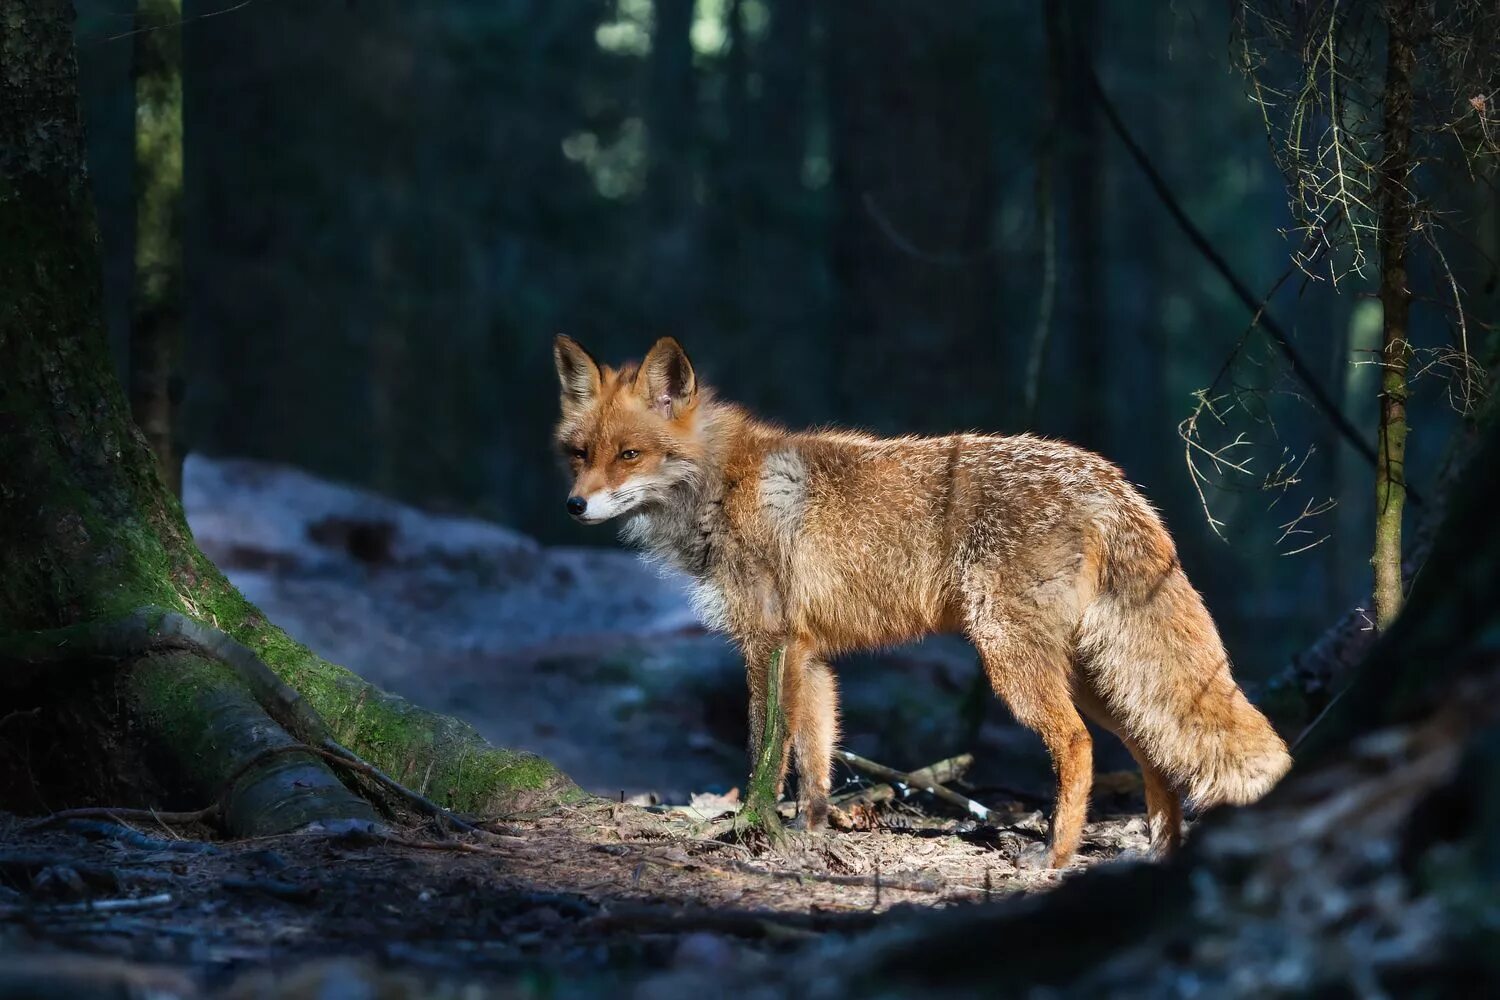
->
[566,496,587,517]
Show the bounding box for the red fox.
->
[553,335,1291,866]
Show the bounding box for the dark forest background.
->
[69,0,1497,681]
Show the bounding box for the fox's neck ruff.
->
[619,401,749,578]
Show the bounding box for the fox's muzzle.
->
[566,495,587,518]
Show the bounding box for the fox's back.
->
[744,430,1152,650]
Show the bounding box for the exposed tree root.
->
[1,609,567,838]
[22,739,504,843]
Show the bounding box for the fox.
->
[552,335,1291,867]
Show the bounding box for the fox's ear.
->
[554,335,601,408]
[639,337,696,419]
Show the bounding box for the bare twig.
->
[1085,61,1394,485]
[833,753,975,808]
[314,739,482,836]
[24,806,214,831]
[861,193,993,268]
[838,751,993,821]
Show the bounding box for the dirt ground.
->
[0,791,1152,998]
[0,457,1162,995]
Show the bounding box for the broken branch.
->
[838,751,993,821]
[832,753,974,808]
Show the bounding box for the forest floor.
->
[0,795,1151,998]
[0,457,1158,995]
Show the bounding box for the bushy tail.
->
[1078,559,1291,809]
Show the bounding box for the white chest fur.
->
[686,578,731,632]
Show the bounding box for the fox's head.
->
[552,335,706,524]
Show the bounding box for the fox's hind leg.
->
[1072,682,1183,858]
[1130,745,1183,857]
[789,658,838,829]
[967,613,1092,868]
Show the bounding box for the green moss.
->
[126,651,252,786]
[125,649,379,834]
[159,565,579,816]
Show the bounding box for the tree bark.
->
[1021,0,1062,428]
[825,0,1000,433]
[1060,0,1106,451]
[1372,3,1416,630]
[129,0,184,496]
[0,0,575,833]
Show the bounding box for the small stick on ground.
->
[839,750,994,821]
[832,753,975,808]
[0,893,176,917]
[24,806,215,831]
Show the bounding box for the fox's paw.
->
[824,804,856,831]
[790,798,837,833]
[787,811,826,834]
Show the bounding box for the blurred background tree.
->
[68,0,1499,683]
[129,0,184,494]
[1236,0,1500,629]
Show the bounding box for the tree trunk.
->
[825,0,999,433]
[642,0,697,332]
[0,0,575,834]
[1060,0,1106,451]
[129,0,184,496]
[1021,0,1062,428]
[1372,3,1416,630]
[645,0,694,229]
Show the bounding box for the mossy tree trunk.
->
[0,0,575,834]
[129,0,185,496]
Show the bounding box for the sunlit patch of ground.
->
[0,800,1151,996]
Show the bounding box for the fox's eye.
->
[619,449,640,461]
[569,447,587,460]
